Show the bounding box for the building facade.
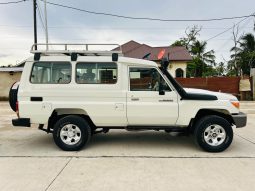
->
[0,67,22,100]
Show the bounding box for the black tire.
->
[9,81,20,112]
[194,115,233,152]
[53,115,91,151]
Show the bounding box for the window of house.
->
[76,62,117,84]
[129,67,171,91]
[30,62,71,84]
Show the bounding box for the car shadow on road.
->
[0,129,200,156]
[86,130,198,152]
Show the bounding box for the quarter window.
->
[76,62,117,84]
[30,62,71,84]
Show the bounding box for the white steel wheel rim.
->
[204,124,226,146]
[60,124,81,145]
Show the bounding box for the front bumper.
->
[232,112,247,128]
[12,118,30,127]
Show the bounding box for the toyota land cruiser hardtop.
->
[10,43,247,152]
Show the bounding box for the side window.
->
[76,62,117,84]
[30,62,71,84]
[129,68,171,91]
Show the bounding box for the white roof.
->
[0,67,23,72]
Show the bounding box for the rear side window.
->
[30,62,71,84]
[76,62,117,84]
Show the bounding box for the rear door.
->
[127,67,179,126]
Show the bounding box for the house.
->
[114,40,192,78]
[0,67,23,100]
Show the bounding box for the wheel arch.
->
[189,109,234,133]
[47,108,96,133]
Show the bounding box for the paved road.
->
[0,102,255,191]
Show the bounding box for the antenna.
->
[44,0,49,50]
[33,0,37,50]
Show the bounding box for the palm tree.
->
[239,33,255,74]
[190,40,216,77]
[230,33,255,75]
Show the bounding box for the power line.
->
[0,0,28,5]
[37,2,45,30]
[215,18,253,52]
[1,26,254,31]
[206,12,254,41]
[0,24,254,31]
[42,0,255,22]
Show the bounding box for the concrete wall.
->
[0,72,21,100]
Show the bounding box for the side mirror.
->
[159,89,165,95]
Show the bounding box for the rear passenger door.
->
[75,62,127,126]
[127,67,178,126]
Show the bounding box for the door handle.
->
[31,97,43,102]
[131,97,140,101]
[159,99,173,102]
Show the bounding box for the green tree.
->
[172,25,201,50]
[172,26,216,77]
[190,40,216,77]
[229,33,255,75]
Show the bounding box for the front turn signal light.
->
[231,101,240,109]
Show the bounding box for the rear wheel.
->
[53,115,91,151]
[194,115,233,152]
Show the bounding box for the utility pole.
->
[33,0,37,50]
[44,0,49,50]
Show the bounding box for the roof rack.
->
[30,43,123,56]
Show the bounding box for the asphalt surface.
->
[0,101,255,191]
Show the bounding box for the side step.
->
[125,126,190,135]
[126,126,188,132]
[38,124,53,133]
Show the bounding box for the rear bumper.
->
[12,118,30,127]
[232,112,247,128]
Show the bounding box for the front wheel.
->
[53,115,91,151]
[194,115,233,152]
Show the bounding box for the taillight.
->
[16,101,19,118]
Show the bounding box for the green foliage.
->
[172,26,216,77]
[171,25,201,50]
[171,40,185,47]
[215,62,226,76]
[229,33,255,76]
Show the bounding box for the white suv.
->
[10,43,247,152]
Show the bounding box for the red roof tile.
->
[116,40,192,61]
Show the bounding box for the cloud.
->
[0,0,255,66]
[0,53,9,58]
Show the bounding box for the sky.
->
[0,0,255,66]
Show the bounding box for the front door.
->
[127,67,179,126]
